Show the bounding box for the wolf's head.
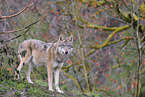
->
[57,35,74,56]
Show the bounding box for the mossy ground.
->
[0,78,102,97]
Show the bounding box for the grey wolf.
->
[15,35,74,93]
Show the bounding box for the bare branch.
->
[62,64,72,69]
[0,0,4,3]
[61,70,84,92]
[96,88,113,97]
[86,49,96,57]
[80,0,106,7]
[78,17,122,31]
[0,28,25,34]
[4,28,31,42]
[0,1,35,19]
[0,20,39,34]
[79,24,118,31]
[108,37,134,46]
[86,36,133,57]
[85,25,130,49]
[121,0,131,11]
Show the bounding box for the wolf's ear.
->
[59,34,63,41]
[69,35,73,42]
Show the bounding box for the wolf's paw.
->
[57,89,64,93]
[28,81,34,84]
[49,89,54,92]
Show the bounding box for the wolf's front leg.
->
[15,60,24,79]
[54,68,64,93]
[47,66,54,92]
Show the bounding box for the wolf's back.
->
[18,39,45,53]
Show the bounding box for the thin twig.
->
[4,28,31,42]
[0,28,25,34]
[0,20,39,34]
[0,1,35,19]
[0,0,4,3]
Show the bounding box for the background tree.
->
[0,0,144,97]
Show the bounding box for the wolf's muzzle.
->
[65,51,68,55]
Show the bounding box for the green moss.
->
[35,80,48,86]
[0,79,100,97]
[14,91,21,96]
[17,83,26,90]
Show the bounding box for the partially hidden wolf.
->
[16,35,74,93]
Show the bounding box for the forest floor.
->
[0,78,102,97]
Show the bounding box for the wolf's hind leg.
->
[27,61,34,83]
[16,49,32,79]
[47,65,54,92]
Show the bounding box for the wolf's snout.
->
[65,51,68,55]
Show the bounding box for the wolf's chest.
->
[52,61,63,69]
